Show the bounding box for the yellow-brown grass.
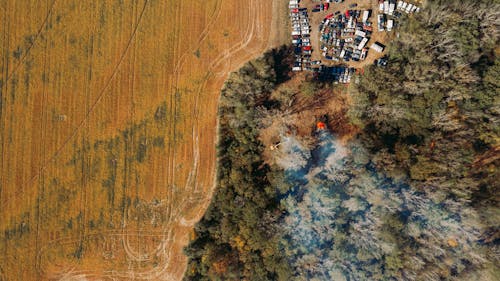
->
[0,0,288,280]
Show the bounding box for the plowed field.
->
[0,0,287,280]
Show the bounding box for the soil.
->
[260,73,359,165]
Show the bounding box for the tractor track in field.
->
[45,0,192,278]
[209,0,257,74]
[3,0,283,279]
[104,0,269,278]
[0,0,150,208]
[209,0,270,77]
[164,0,184,242]
[171,0,265,219]
[35,229,173,279]
[172,0,223,76]
[43,0,188,278]
[162,0,276,265]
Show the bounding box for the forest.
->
[184,0,499,280]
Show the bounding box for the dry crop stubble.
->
[0,0,287,280]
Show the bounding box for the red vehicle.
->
[324,3,329,10]
[345,10,350,17]
[292,8,299,13]
[325,13,334,19]
[363,25,373,32]
[303,46,312,51]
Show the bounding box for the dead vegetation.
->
[259,73,358,165]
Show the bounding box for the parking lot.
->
[289,0,422,80]
[310,0,395,68]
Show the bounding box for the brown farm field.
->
[0,0,288,280]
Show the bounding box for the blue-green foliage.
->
[278,131,486,280]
